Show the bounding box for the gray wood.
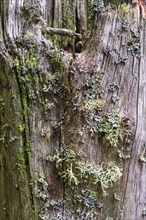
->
[0,1,146,220]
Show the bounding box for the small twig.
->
[42,27,82,39]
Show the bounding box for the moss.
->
[50,52,62,72]
[30,207,36,220]
[14,49,39,164]
[18,124,25,133]
[61,0,76,48]
[17,153,27,174]
[48,1,76,49]
[119,3,130,16]
[104,0,126,7]
[15,57,30,153]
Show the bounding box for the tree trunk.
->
[0,1,146,220]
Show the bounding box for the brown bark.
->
[0,1,146,220]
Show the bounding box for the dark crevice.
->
[52,0,55,27]
[1,0,7,48]
[75,7,80,35]
[75,7,82,53]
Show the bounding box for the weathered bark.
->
[0,0,146,220]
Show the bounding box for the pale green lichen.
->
[48,146,122,194]
[80,98,104,112]
[139,153,146,163]
[40,144,122,218]
[77,161,122,195]
[98,109,127,147]
[106,217,114,220]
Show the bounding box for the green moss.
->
[119,3,130,16]
[18,124,25,133]
[49,0,76,49]
[30,207,36,220]
[62,0,76,48]
[14,49,38,164]
[104,0,125,7]
[50,52,62,72]
[17,153,26,174]
[25,52,38,69]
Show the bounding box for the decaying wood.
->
[0,0,146,220]
[42,27,82,39]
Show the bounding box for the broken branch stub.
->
[42,27,82,39]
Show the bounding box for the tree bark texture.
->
[0,1,146,220]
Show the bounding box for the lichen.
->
[36,143,122,218]
[139,153,146,163]
[127,33,140,58]
[98,109,127,147]
[106,217,113,220]
[48,145,122,194]
[80,69,104,135]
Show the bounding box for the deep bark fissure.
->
[14,53,36,219]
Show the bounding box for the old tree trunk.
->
[0,0,146,219]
